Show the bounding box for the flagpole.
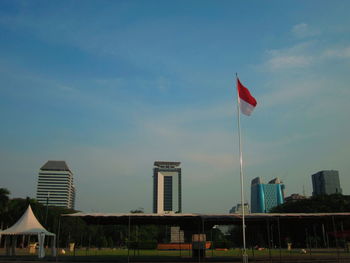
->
[235,73,248,263]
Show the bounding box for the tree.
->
[271,194,350,213]
[0,188,10,210]
[0,188,10,205]
[0,188,10,228]
[130,208,144,213]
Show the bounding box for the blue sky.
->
[1,0,350,213]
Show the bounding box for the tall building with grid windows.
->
[251,177,285,213]
[36,160,76,209]
[153,161,182,214]
[312,170,342,196]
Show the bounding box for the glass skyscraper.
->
[251,177,285,213]
[312,170,342,196]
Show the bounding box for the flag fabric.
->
[237,78,257,116]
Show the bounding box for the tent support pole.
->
[56,216,61,260]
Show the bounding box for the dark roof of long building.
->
[40,161,71,172]
[62,212,350,227]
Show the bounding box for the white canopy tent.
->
[0,205,56,258]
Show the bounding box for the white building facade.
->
[153,161,182,214]
[36,160,76,209]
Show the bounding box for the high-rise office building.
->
[312,170,342,196]
[36,160,76,209]
[153,161,182,214]
[251,177,285,213]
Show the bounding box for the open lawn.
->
[1,247,349,258]
[1,248,350,262]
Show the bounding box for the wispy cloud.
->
[266,55,312,70]
[262,23,350,72]
[322,46,350,59]
[259,78,320,108]
[262,41,350,72]
[291,23,320,38]
[262,42,315,71]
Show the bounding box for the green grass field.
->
[1,247,349,260]
[74,248,350,258]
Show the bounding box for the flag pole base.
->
[242,253,248,263]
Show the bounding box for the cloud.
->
[266,55,312,70]
[262,42,314,71]
[291,23,320,38]
[262,42,350,72]
[263,23,349,72]
[322,46,350,59]
[259,77,320,108]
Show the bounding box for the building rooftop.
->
[313,170,339,176]
[63,212,350,226]
[252,177,284,185]
[269,177,283,184]
[251,177,262,185]
[154,161,181,167]
[40,161,71,172]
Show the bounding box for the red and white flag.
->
[237,78,257,116]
